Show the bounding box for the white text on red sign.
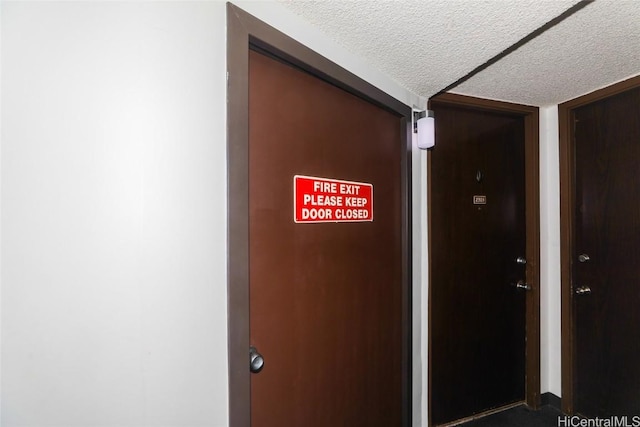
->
[294,175,374,223]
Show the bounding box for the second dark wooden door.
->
[430,103,527,425]
[573,86,640,418]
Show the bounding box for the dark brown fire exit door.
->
[247,49,405,427]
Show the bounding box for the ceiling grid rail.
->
[431,0,596,99]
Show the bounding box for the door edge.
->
[558,74,640,416]
[226,3,413,426]
[426,93,541,426]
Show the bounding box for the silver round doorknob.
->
[249,346,264,373]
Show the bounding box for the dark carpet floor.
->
[458,404,564,427]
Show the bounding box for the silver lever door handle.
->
[512,280,532,291]
[575,286,591,295]
[249,346,264,373]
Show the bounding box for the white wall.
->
[1,2,229,425]
[0,2,3,423]
[539,105,562,397]
[1,1,426,426]
[412,145,429,426]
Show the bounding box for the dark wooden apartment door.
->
[430,103,527,425]
[572,86,640,418]
[248,50,404,427]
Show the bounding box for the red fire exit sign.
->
[294,175,373,223]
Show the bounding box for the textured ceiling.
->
[278,0,640,106]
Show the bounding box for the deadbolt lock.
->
[575,286,592,296]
